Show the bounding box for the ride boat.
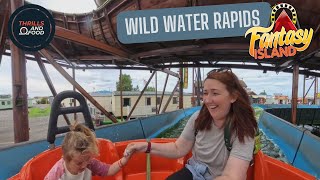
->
[8,91,316,180]
[8,138,316,180]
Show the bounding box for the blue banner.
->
[117,2,271,44]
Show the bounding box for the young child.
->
[45,123,131,180]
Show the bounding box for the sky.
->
[0,0,317,98]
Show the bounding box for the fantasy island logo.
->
[245,3,313,59]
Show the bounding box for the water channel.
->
[158,108,288,163]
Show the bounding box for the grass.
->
[101,118,123,125]
[254,107,264,121]
[28,106,51,118]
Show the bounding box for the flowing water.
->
[158,108,289,163]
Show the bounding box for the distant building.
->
[60,90,192,119]
[252,90,268,104]
[299,96,314,104]
[60,91,113,112]
[0,94,33,110]
[273,93,289,104]
[87,91,112,115]
[111,91,192,118]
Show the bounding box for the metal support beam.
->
[154,63,320,77]
[314,77,318,104]
[303,78,315,101]
[0,1,9,65]
[158,69,170,114]
[303,75,306,104]
[179,67,183,109]
[54,26,178,77]
[72,67,77,121]
[126,71,156,121]
[291,64,299,125]
[10,0,29,143]
[155,72,158,114]
[39,49,117,123]
[120,69,123,121]
[50,43,74,67]
[35,54,70,125]
[196,67,201,106]
[192,68,195,100]
[55,26,129,58]
[275,60,293,73]
[161,81,179,113]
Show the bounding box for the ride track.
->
[0,0,320,179]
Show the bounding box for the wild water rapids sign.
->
[117,2,271,43]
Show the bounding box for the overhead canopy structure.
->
[0,0,319,76]
[0,0,320,143]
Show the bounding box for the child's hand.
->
[123,142,148,157]
[120,154,131,165]
[119,150,133,167]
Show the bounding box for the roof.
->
[113,91,193,96]
[90,90,112,97]
[259,90,267,95]
[1,0,320,76]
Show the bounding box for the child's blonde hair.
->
[62,123,99,162]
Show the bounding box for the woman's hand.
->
[124,142,148,157]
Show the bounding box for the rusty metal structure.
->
[0,0,320,142]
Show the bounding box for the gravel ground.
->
[0,104,85,148]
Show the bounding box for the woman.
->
[124,69,257,180]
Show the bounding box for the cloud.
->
[1,53,314,99]
[1,0,314,99]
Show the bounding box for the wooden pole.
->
[291,63,299,125]
[10,0,29,143]
[0,1,9,65]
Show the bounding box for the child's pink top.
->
[45,158,110,180]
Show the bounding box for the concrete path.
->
[0,104,85,149]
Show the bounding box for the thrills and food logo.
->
[18,21,45,36]
[245,3,313,59]
[8,4,55,51]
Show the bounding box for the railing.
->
[265,108,320,126]
[259,111,320,178]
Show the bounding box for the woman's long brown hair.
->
[194,71,257,143]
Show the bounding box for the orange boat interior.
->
[9,138,315,180]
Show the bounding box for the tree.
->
[133,85,140,91]
[116,74,133,91]
[145,86,156,91]
[40,97,48,104]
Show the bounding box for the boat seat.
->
[12,139,122,180]
[115,138,185,180]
